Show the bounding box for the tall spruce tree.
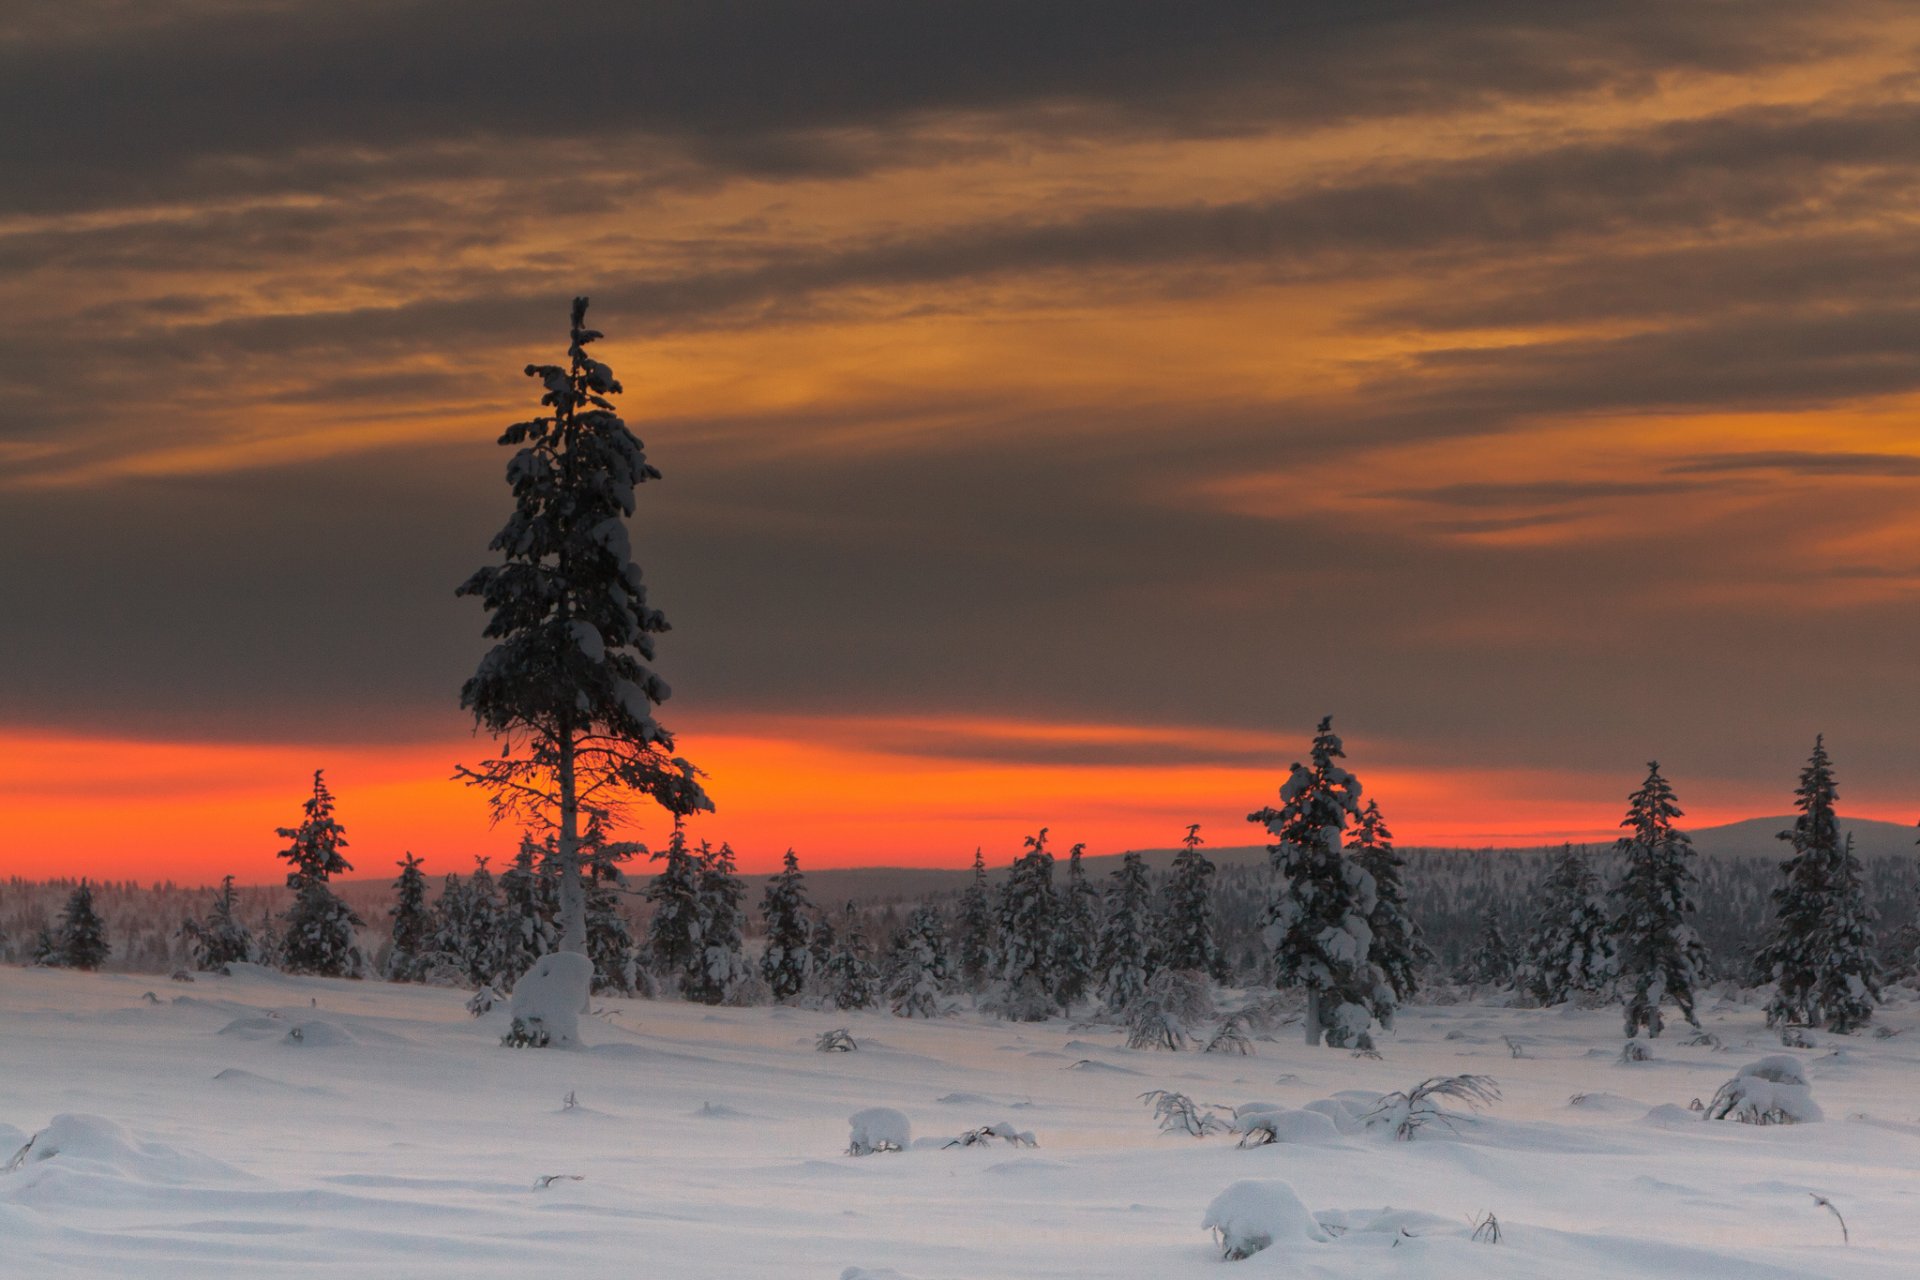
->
[886,905,950,1017]
[995,829,1060,1019]
[493,835,557,986]
[382,856,432,981]
[56,880,110,971]
[759,849,814,1002]
[684,841,748,1004]
[430,872,476,978]
[184,875,254,971]
[457,297,709,997]
[643,826,705,987]
[1097,850,1156,1012]
[1522,844,1615,1005]
[1159,824,1226,981]
[1463,915,1515,988]
[1346,799,1425,1013]
[1055,843,1100,1007]
[826,904,879,1011]
[955,848,994,993]
[463,856,503,985]
[1248,717,1379,1047]
[581,818,639,994]
[276,771,361,977]
[1759,737,1880,1031]
[1612,762,1707,1038]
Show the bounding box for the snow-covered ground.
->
[6,966,1919,1279]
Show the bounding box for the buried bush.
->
[1704,1056,1821,1125]
[1363,1074,1502,1139]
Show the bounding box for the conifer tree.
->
[1346,799,1425,1014]
[995,829,1060,1019]
[1463,915,1514,988]
[581,818,639,994]
[808,912,838,980]
[457,297,710,985]
[886,904,950,1017]
[954,847,994,993]
[759,849,814,1002]
[56,880,110,971]
[684,841,748,1004]
[184,875,255,971]
[430,871,475,976]
[1759,737,1880,1031]
[493,835,557,986]
[1159,824,1226,981]
[30,922,60,967]
[1097,850,1156,1012]
[643,826,704,986]
[1612,762,1708,1038]
[1055,842,1100,1007]
[384,855,433,981]
[1521,844,1615,1005]
[1248,717,1379,1047]
[276,771,361,977]
[462,856,503,985]
[826,904,879,1011]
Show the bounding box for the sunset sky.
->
[5,0,1920,883]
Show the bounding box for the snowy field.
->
[6,966,1920,1279]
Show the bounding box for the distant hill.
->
[1688,815,1917,860]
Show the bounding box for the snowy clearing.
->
[6,966,1920,1278]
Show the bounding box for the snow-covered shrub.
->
[1201,1179,1326,1260]
[1619,1038,1652,1063]
[466,984,503,1017]
[847,1107,910,1155]
[1204,1017,1253,1055]
[817,1028,857,1052]
[1705,1056,1821,1125]
[1229,1103,1339,1147]
[1127,1002,1189,1051]
[1362,1075,1501,1139]
[505,951,591,1049]
[1140,1089,1226,1137]
[1780,1025,1816,1049]
[943,1122,1036,1148]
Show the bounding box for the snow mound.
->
[4,1114,243,1186]
[1642,1104,1700,1129]
[1063,1059,1143,1075]
[848,1108,911,1155]
[210,1068,337,1096]
[216,1015,286,1040]
[1230,1103,1340,1145]
[1202,1179,1327,1259]
[1706,1055,1821,1124]
[508,952,592,1049]
[841,1269,918,1280]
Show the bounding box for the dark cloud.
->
[1377,480,1699,508]
[1666,450,1920,478]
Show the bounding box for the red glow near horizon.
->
[0,719,1895,887]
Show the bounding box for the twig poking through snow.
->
[1470,1211,1501,1244]
[1811,1194,1849,1245]
[533,1174,585,1190]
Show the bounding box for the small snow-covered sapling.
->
[817,1028,857,1052]
[1363,1075,1501,1140]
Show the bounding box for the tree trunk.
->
[556,728,588,956]
[1304,987,1324,1047]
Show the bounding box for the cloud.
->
[1665,450,1920,477]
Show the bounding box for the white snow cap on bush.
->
[509,951,593,1048]
[1706,1055,1821,1124]
[848,1107,911,1155]
[1202,1179,1327,1259]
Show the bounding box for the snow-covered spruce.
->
[1347,800,1427,1013]
[456,296,710,969]
[1248,717,1385,1047]
[993,829,1059,1021]
[1096,849,1156,1014]
[1612,762,1708,1038]
[491,835,557,989]
[1054,843,1099,1008]
[685,841,749,1005]
[1463,913,1515,990]
[52,881,110,971]
[954,847,995,995]
[1522,843,1615,1006]
[826,905,881,1011]
[582,821,642,995]
[276,770,361,978]
[505,951,593,1049]
[644,827,705,992]
[383,856,433,981]
[1159,824,1227,982]
[885,905,950,1018]
[1757,736,1880,1033]
[759,849,814,1003]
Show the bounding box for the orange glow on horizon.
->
[0,718,1900,887]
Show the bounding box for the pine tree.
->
[995,829,1059,1019]
[1463,915,1514,987]
[462,856,503,984]
[1159,824,1226,981]
[1612,762,1708,1038]
[493,835,557,987]
[1097,850,1156,1012]
[384,855,433,981]
[581,818,639,994]
[954,847,994,993]
[1346,800,1425,1016]
[643,826,704,987]
[430,871,475,977]
[1521,845,1614,1005]
[1248,717,1378,1047]
[684,841,748,1004]
[457,297,710,984]
[276,771,361,977]
[826,905,879,1010]
[759,849,814,1002]
[183,875,254,971]
[886,905,950,1017]
[1054,843,1099,1008]
[1759,737,1880,1031]
[807,912,838,981]
[56,880,110,971]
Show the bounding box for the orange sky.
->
[3,3,1919,880]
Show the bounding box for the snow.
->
[507,951,592,1048]
[7,966,1920,1276]
[847,1107,912,1155]
[1201,1178,1326,1258]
